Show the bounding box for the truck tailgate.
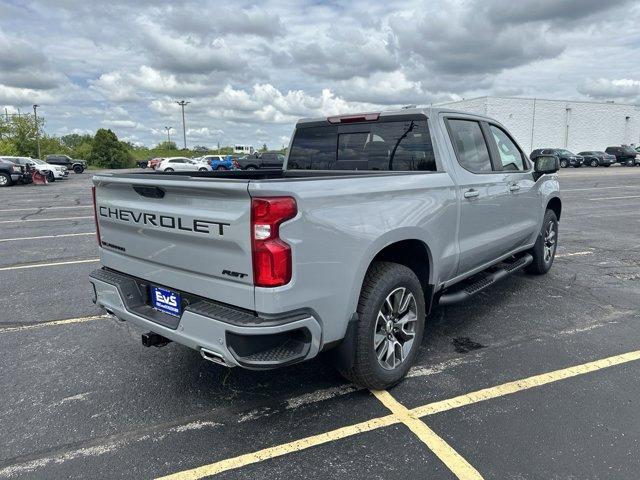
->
[93,174,255,310]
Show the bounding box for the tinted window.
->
[287,125,337,169]
[447,120,492,173]
[288,119,436,171]
[489,125,525,171]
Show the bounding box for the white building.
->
[439,96,640,154]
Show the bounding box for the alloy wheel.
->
[543,220,557,263]
[373,287,418,371]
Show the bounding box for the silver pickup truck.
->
[89,107,561,389]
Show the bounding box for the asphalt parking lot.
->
[1,167,639,479]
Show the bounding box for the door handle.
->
[463,189,479,199]
[509,184,520,192]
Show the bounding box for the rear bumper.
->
[89,268,322,369]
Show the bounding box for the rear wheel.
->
[198,167,208,172]
[164,168,174,172]
[560,159,568,168]
[590,159,599,167]
[216,166,228,171]
[0,173,12,187]
[526,209,558,275]
[340,262,425,389]
[626,160,635,167]
[245,166,257,170]
[73,165,84,174]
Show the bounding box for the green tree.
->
[89,128,133,168]
[61,133,92,149]
[0,139,18,155]
[156,140,177,150]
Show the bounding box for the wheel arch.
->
[547,197,562,221]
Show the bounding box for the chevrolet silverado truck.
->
[89,108,561,389]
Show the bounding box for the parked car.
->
[45,154,87,173]
[236,151,285,170]
[156,157,212,173]
[90,107,561,389]
[147,157,164,169]
[3,156,69,181]
[531,149,583,168]
[0,159,31,187]
[199,155,239,170]
[577,151,616,167]
[604,146,640,166]
[136,160,148,169]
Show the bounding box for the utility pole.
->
[176,100,190,150]
[164,126,172,146]
[33,104,41,159]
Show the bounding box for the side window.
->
[489,125,525,171]
[447,119,493,173]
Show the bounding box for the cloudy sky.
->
[1,0,639,148]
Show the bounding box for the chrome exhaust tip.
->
[200,348,228,366]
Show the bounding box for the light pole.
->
[164,126,172,146]
[33,104,41,159]
[176,100,190,150]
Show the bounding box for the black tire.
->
[526,209,558,275]
[46,171,55,182]
[626,160,634,167]
[0,172,12,187]
[216,166,228,171]
[198,167,208,172]
[339,262,425,390]
[603,164,611,167]
[560,159,568,168]
[245,166,257,170]
[590,159,599,167]
[73,165,84,174]
[164,168,174,172]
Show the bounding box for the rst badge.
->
[151,286,182,317]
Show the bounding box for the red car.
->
[147,157,164,169]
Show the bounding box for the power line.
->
[176,100,190,149]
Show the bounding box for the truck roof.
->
[295,106,492,126]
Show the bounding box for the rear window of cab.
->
[288,117,437,171]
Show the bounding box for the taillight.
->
[251,196,297,287]
[92,186,101,245]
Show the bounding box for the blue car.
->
[202,155,238,170]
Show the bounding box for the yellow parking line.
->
[372,390,483,479]
[0,216,93,223]
[156,414,398,480]
[411,349,640,418]
[156,348,640,480]
[0,258,99,271]
[0,315,108,333]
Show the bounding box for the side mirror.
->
[533,155,559,180]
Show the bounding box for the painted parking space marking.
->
[155,415,399,480]
[0,216,93,224]
[372,390,483,479]
[563,185,640,192]
[590,194,640,201]
[555,251,594,258]
[411,348,640,417]
[155,348,640,480]
[0,205,92,213]
[0,258,99,271]
[0,232,95,243]
[0,314,108,333]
